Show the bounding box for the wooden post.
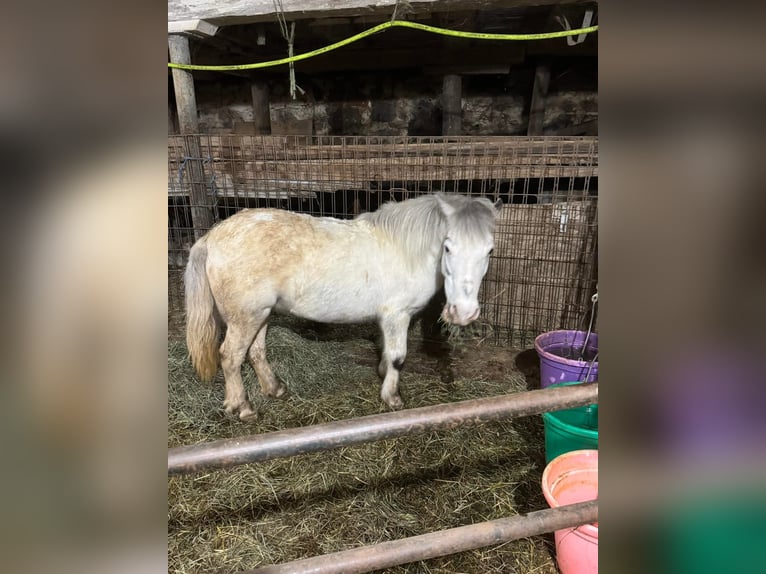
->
[528,61,552,203]
[167,104,176,134]
[527,62,550,136]
[442,74,462,136]
[168,34,214,239]
[168,35,199,133]
[251,81,271,134]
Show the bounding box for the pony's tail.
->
[184,239,220,381]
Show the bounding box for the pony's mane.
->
[441,194,498,243]
[357,194,496,266]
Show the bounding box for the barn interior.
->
[168,1,598,572]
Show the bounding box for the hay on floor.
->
[168,318,555,573]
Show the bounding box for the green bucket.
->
[543,381,599,463]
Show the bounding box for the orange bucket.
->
[541,449,598,574]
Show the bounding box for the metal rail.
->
[243,500,598,574]
[169,383,597,475]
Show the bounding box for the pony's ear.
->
[435,194,456,218]
[480,196,504,216]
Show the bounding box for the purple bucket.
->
[534,330,598,388]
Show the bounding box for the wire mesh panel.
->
[168,135,597,346]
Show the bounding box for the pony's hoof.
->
[264,381,287,398]
[440,368,455,384]
[272,384,287,398]
[224,398,257,421]
[384,395,404,410]
[261,383,287,399]
[238,406,258,421]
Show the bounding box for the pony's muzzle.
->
[442,304,480,326]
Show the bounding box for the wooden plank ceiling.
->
[169,0,592,29]
[176,5,597,77]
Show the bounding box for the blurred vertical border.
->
[601,3,766,573]
[0,1,168,573]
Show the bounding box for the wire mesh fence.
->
[168,135,597,346]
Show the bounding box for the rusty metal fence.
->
[168,135,598,346]
[168,383,599,573]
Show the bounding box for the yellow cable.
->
[168,20,598,72]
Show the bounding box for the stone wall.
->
[188,68,597,136]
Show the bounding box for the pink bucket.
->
[541,449,598,574]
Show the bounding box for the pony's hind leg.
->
[378,312,411,409]
[248,323,286,398]
[219,316,265,421]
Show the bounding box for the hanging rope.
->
[273,0,304,99]
[168,20,599,72]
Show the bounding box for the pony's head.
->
[436,195,502,326]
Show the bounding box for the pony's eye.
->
[489,248,494,256]
[445,245,451,253]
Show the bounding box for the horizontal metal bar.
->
[243,500,598,574]
[168,383,597,476]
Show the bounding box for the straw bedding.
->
[168,316,556,573]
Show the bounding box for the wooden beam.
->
[251,82,271,135]
[167,137,599,199]
[551,119,598,136]
[168,136,599,160]
[168,19,219,36]
[442,75,462,135]
[425,65,512,75]
[306,17,353,27]
[527,61,550,136]
[191,43,525,74]
[307,12,434,27]
[168,0,588,30]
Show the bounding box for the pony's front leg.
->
[379,312,411,409]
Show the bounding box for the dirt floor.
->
[168,312,556,574]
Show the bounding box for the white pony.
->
[185,193,501,420]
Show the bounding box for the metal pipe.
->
[169,383,597,475]
[243,500,598,574]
